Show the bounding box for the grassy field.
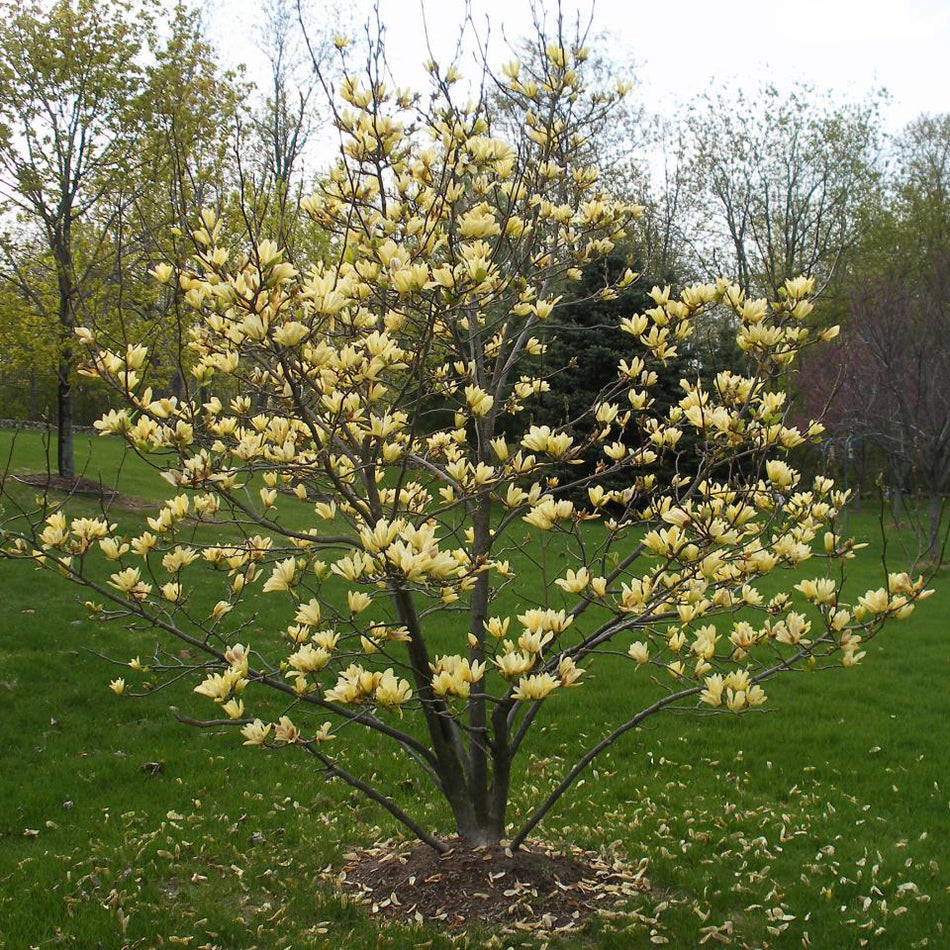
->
[0,427,948,949]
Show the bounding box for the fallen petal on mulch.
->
[331,837,650,938]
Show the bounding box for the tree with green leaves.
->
[0,1,260,440]
[0,0,157,478]
[116,3,244,404]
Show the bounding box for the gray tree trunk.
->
[927,491,942,562]
[55,233,75,481]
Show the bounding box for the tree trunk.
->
[55,237,75,481]
[446,704,512,848]
[29,366,38,421]
[888,456,904,527]
[466,495,492,830]
[387,583,480,845]
[926,490,942,562]
[454,811,505,848]
[56,348,74,480]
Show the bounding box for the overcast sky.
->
[212,0,949,132]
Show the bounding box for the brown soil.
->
[335,838,649,938]
[12,474,152,511]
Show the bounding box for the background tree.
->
[117,4,244,403]
[800,114,950,559]
[251,0,319,248]
[230,0,348,260]
[526,244,702,500]
[0,231,59,420]
[0,0,156,478]
[678,82,883,298]
[634,117,696,282]
[0,2,264,433]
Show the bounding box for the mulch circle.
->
[12,473,152,510]
[333,837,650,938]
[15,473,119,498]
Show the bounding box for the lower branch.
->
[300,739,449,853]
[509,685,702,850]
[509,639,827,850]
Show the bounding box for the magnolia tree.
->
[0,35,933,853]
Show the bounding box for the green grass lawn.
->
[1,428,948,949]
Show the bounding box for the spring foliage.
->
[1,35,933,850]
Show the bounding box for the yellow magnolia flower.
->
[700,674,725,707]
[262,557,296,593]
[274,716,300,744]
[375,669,412,708]
[512,673,559,702]
[856,588,889,618]
[627,641,650,665]
[241,719,271,746]
[558,656,584,687]
[99,537,129,560]
[765,459,796,490]
[294,598,322,626]
[347,590,372,614]
[555,567,589,594]
[109,567,145,596]
[288,644,331,675]
[495,651,534,679]
[484,616,510,639]
[160,582,182,603]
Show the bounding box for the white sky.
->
[212,0,950,133]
